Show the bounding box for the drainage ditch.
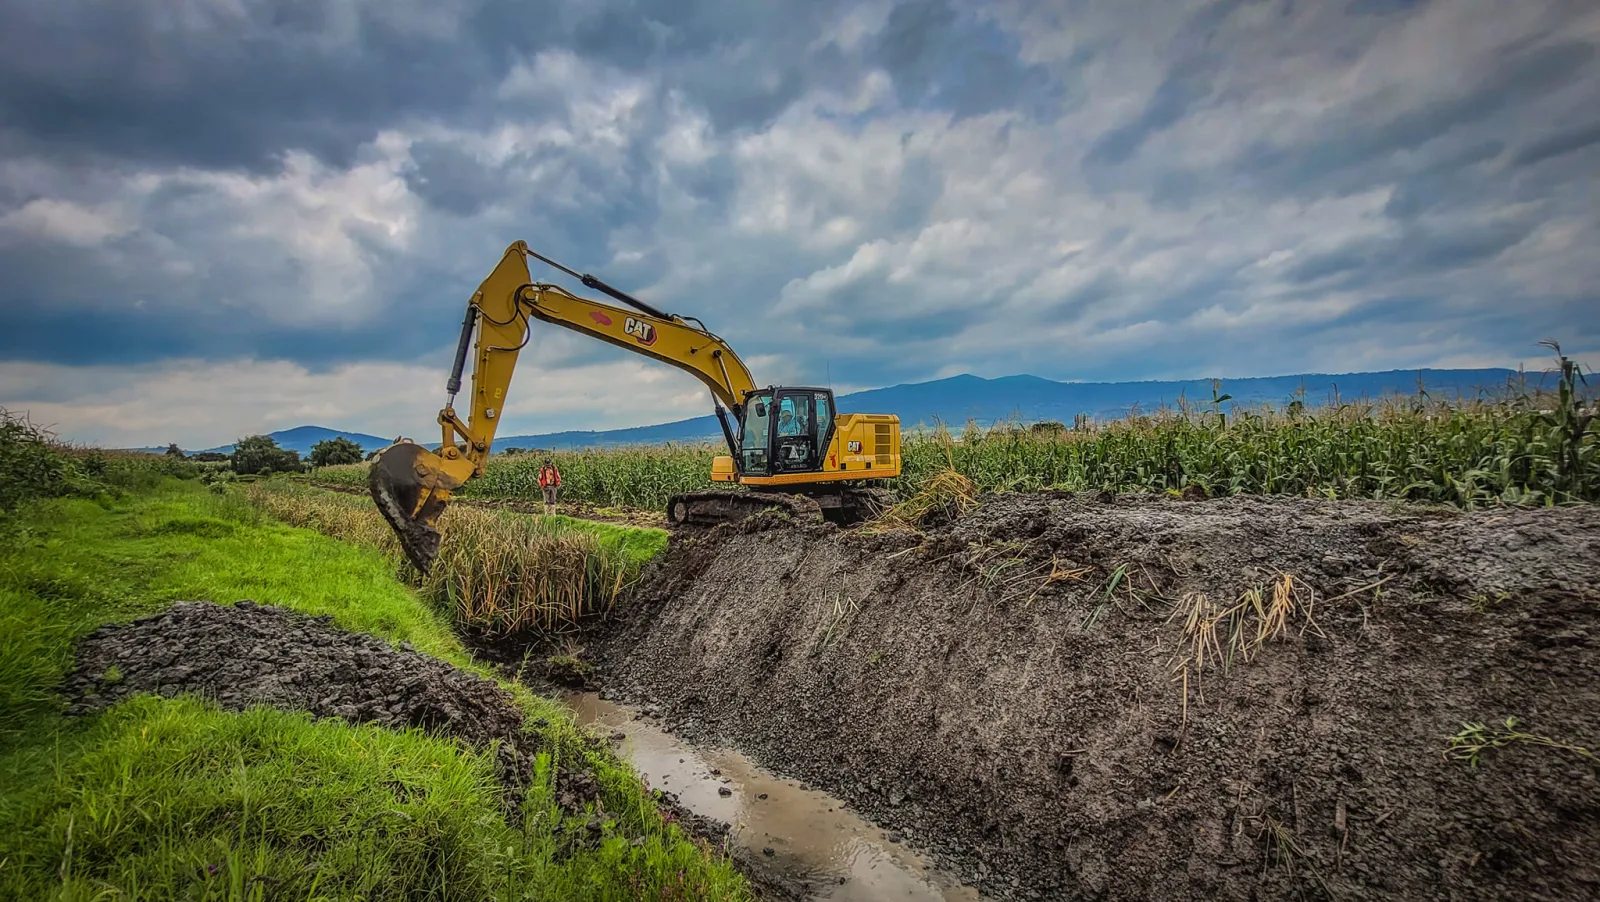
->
[562,691,982,901]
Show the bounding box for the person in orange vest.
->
[537,458,562,514]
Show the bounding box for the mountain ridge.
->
[147,367,1531,454]
[492,366,1524,450]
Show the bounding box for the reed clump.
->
[245,482,644,635]
[868,469,977,532]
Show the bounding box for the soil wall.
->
[593,493,1600,901]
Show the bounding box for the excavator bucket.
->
[368,441,470,575]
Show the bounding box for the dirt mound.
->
[594,492,1600,901]
[63,600,570,818]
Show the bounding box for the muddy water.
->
[562,692,980,901]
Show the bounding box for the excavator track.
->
[665,490,824,528]
[664,486,896,529]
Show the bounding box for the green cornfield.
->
[900,401,1597,506]
[312,367,1596,511]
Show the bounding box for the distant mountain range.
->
[490,367,1524,450]
[145,367,1527,454]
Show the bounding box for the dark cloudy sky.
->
[1,0,1596,447]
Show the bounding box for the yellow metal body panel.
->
[433,244,535,476]
[711,413,901,485]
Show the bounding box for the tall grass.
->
[1,409,203,515]
[313,360,1597,510]
[246,482,663,635]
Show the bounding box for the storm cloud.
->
[1,0,1596,447]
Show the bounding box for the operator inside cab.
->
[778,398,801,436]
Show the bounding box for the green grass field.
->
[0,480,749,901]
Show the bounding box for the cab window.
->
[741,393,771,472]
[814,393,833,442]
[776,396,806,436]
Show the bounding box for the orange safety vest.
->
[538,466,560,488]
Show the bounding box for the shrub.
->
[231,435,302,475]
[0,410,90,514]
[309,436,364,467]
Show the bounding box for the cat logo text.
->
[624,317,658,346]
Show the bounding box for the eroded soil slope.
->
[594,493,1600,901]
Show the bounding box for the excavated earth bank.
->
[63,601,607,821]
[587,492,1600,901]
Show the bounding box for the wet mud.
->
[564,691,981,902]
[585,492,1600,901]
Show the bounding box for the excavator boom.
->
[370,242,759,573]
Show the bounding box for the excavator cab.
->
[737,388,835,477]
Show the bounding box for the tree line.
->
[164,435,367,474]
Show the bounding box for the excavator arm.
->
[370,241,758,573]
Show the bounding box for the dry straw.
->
[1168,572,1325,726]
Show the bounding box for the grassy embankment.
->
[246,480,667,636]
[0,416,747,901]
[313,359,1597,511]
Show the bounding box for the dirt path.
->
[309,481,666,528]
[578,492,1600,901]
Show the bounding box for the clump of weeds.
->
[1168,573,1323,726]
[868,468,977,532]
[1079,562,1167,629]
[941,538,1093,611]
[816,593,863,653]
[1443,717,1594,768]
[1247,812,1332,899]
[1469,592,1512,615]
[544,638,595,686]
[1171,573,1321,680]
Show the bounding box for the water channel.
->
[561,692,983,901]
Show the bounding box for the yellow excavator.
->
[369,241,902,573]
